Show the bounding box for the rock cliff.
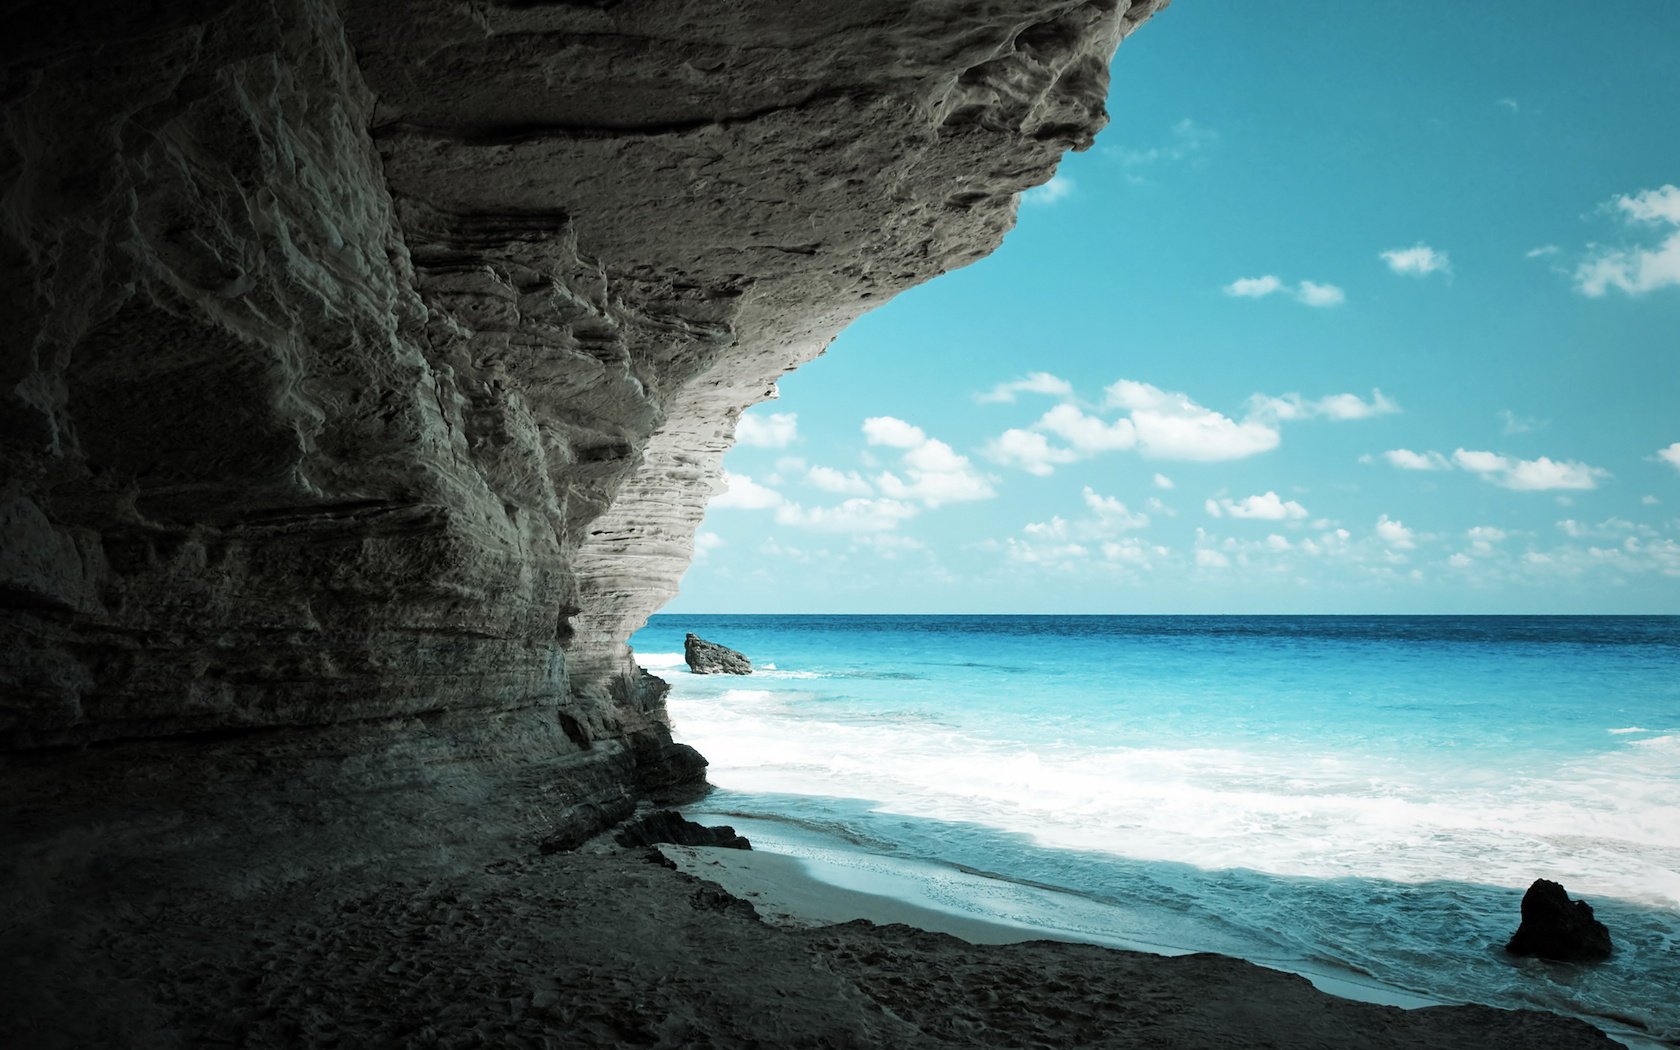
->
[1,0,1161,840]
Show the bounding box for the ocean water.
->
[630,615,1680,1044]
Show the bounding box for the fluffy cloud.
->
[712,472,784,509]
[986,379,1393,474]
[862,416,928,449]
[1380,243,1452,277]
[806,466,873,496]
[1195,548,1231,569]
[1037,403,1138,454]
[1222,275,1346,307]
[1205,491,1309,520]
[735,411,798,448]
[1656,442,1680,471]
[1250,389,1398,422]
[1224,275,1284,298]
[1295,280,1346,307]
[1381,448,1451,471]
[1452,448,1609,491]
[863,418,995,507]
[694,531,725,557]
[1375,445,1610,490]
[1106,380,1280,461]
[975,372,1075,404]
[1022,173,1074,207]
[775,498,918,533]
[1376,514,1416,549]
[983,428,1080,476]
[1575,184,1680,297]
[1082,486,1150,530]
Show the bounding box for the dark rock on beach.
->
[686,633,753,675]
[616,810,752,851]
[1506,879,1613,961]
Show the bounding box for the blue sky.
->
[668,2,1680,614]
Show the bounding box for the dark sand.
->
[4,837,1620,1048]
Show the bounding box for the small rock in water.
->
[684,633,751,675]
[1506,878,1613,962]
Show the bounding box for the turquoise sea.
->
[631,615,1680,1045]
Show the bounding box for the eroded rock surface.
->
[1,0,1162,884]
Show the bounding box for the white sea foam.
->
[669,689,1680,911]
[1609,726,1654,734]
[636,651,687,671]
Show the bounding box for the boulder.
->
[685,634,752,675]
[615,810,751,851]
[1506,879,1613,961]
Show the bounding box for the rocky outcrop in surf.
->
[1506,880,1614,962]
[686,634,754,676]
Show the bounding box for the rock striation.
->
[1,0,1163,851]
[1506,879,1614,962]
[685,633,753,675]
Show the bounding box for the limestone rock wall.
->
[0,0,1161,803]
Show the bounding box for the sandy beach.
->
[4,799,1625,1049]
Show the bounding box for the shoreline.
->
[665,814,1448,1011]
[670,807,1661,1049]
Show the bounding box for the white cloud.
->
[1250,389,1398,422]
[1195,548,1230,569]
[1643,494,1661,506]
[1381,448,1451,471]
[1003,538,1090,567]
[774,498,918,533]
[1024,516,1068,539]
[1224,275,1284,298]
[694,531,725,557]
[988,379,1393,475]
[735,411,798,448]
[983,428,1079,476]
[1466,526,1507,555]
[1208,491,1309,521]
[1105,117,1217,169]
[1376,514,1416,549]
[712,472,784,509]
[1452,448,1610,491]
[1525,245,1561,259]
[1656,442,1680,471]
[1497,98,1520,113]
[1022,173,1074,207]
[1616,184,1680,225]
[1082,486,1150,530]
[1222,275,1345,307]
[1295,280,1346,307]
[806,465,873,496]
[1575,185,1680,297]
[1036,404,1138,455]
[862,416,927,449]
[1380,243,1452,277]
[1500,409,1544,435]
[975,372,1075,404]
[865,420,995,507]
[1106,380,1280,461]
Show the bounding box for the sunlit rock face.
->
[0,0,1159,816]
